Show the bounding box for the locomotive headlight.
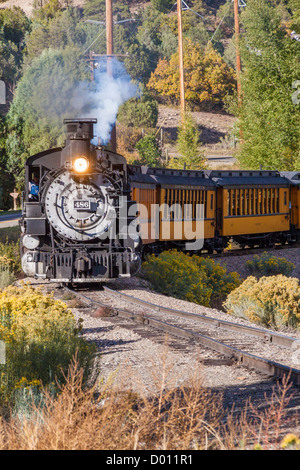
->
[74,157,89,173]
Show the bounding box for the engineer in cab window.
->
[29,173,40,201]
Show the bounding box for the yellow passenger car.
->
[209,170,291,246]
[281,172,300,233]
[129,167,217,251]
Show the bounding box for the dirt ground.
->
[157,105,237,157]
[0,0,84,15]
[216,246,300,281]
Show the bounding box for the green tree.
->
[0,116,14,208]
[83,0,132,21]
[136,134,162,167]
[0,6,31,44]
[32,0,65,22]
[118,88,159,128]
[6,46,89,182]
[0,34,19,86]
[236,0,300,170]
[136,5,164,57]
[0,7,31,93]
[151,0,174,14]
[176,112,206,170]
[25,8,90,65]
[123,42,156,83]
[287,0,300,33]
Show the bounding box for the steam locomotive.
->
[20,117,300,284]
[20,119,142,283]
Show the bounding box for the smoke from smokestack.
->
[71,58,139,145]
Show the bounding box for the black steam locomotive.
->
[20,119,141,283]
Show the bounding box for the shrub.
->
[142,250,240,307]
[223,275,300,330]
[0,239,21,276]
[245,252,295,278]
[118,92,158,129]
[0,256,16,289]
[135,134,162,167]
[0,284,96,407]
[0,226,20,244]
[0,239,22,288]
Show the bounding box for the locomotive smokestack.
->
[61,118,97,166]
[64,118,97,142]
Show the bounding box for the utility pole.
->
[106,0,117,152]
[106,0,113,60]
[177,0,185,119]
[234,0,242,109]
[233,0,244,142]
[86,2,135,152]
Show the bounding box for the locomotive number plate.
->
[74,200,91,210]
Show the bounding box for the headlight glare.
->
[74,157,89,173]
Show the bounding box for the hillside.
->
[0,0,237,159]
[0,0,85,15]
[157,105,236,163]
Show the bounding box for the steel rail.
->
[211,241,300,258]
[103,286,300,350]
[67,286,300,386]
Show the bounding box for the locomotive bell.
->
[61,118,98,171]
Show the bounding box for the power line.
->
[81,27,106,56]
[210,0,233,43]
[181,0,206,20]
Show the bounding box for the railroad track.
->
[66,285,300,387]
[207,241,300,259]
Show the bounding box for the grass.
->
[0,210,21,216]
[0,230,21,289]
[0,226,20,244]
[0,356,298,450]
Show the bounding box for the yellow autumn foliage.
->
[143,249,240,307]
[0,284,95,406]
[147,39,236,108]
[224,275,300,330]
[0,284,77,342]
[281,434,300,450]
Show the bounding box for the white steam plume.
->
[71,58,139,145]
